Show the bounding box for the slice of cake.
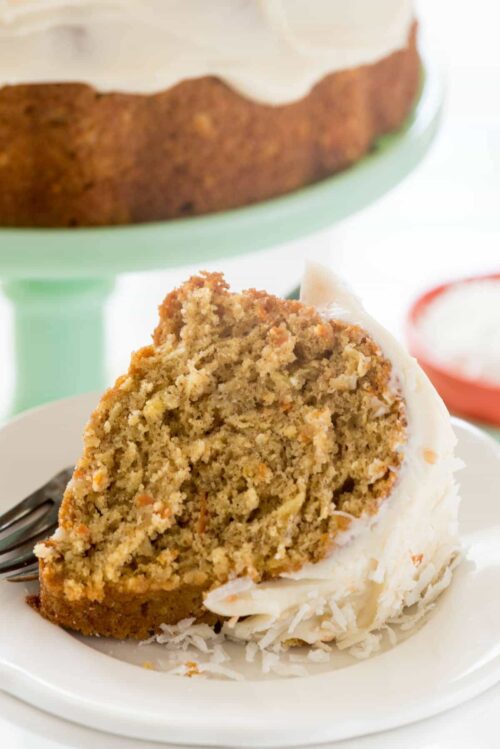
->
[0,1,419,226]
[33,266,460,650]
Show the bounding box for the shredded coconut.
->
[245,641,259,663]
[140,551,460,680]
[416,278,500,386]
[307,649,331,663]
[288,603,311,635]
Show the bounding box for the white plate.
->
[1,393,500,748]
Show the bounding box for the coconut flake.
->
[288,603,311,635]
[139,550,461,679]
[307,648,331,663]
[211,644,229,664]
[261,650,279,674]
[328,598,348,631]
[258,625,283,650]
[245,641,259,663]
[348,632,382,659]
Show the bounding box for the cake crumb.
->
[423,448,437,464]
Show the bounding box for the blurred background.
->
[0,0,498,420]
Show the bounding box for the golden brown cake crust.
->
[0,25,418,227]
[30,575,215,640]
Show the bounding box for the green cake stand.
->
[0,59,442,415]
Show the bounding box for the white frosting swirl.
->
[0,0,414,103]
[204,264,461,653]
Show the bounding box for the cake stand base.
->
[3,278,113,414]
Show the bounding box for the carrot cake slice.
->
[33,266,460,650]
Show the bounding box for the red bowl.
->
[406,273,500,426]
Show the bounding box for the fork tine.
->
[5,562,39,582]
[0,518,58,557]
[0,523,58,570]
[0,503,59,555]
[0,467,72,533]
[0,495,50,533]
[0,548,37,575]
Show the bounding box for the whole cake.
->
[33,265,461,652]
[0,0,420,226]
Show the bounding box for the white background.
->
[0,0,499,746]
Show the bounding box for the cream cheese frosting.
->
[204,264,461,654]
[0,0,414,103]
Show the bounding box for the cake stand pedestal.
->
[3,279,113,414]
[0,61,442,415]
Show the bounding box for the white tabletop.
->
[1,0,499,746]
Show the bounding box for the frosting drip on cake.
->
[0,0,414,103]
[204,264,461,653]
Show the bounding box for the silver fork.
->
[0,467,73,582]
